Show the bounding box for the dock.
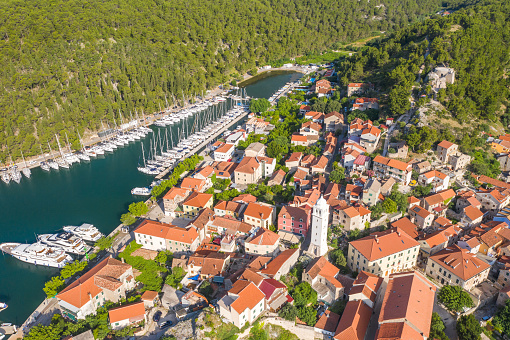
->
[269,80,302,105]
[155,108,250,180]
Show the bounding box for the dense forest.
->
[336,0,510,121]
[0,0,457,162]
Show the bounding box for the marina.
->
[0,71,302,325]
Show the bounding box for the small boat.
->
[40,162,50,171]
[0,302,7,312]
[1,171,10,184]
[10,169,21,184]
[38,232,86,255]
[131,187,151,196]
[0,242,73,268]
[63,223,103,242]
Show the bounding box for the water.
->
[0,71,301,324]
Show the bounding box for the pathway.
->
[237,316,315,340]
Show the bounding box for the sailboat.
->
[39,144,50,171]
[1,169,10,184]
[55,135,70,169]
[9,156,22,184]
[76,131,91,161]
[47,141,59,170]
[21,151,31,178]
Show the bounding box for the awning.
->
[213,276,224,283]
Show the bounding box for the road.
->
[434,297,458,340]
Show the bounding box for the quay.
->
[270,80,302,105]
[155,106,250,180]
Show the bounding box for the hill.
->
[0,0,457,162]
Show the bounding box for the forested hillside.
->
[337,0,510,121]
[0,0,453,162]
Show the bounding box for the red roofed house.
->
[300,121,322,136]
[141,290,159,308]
[214,200,244,219]
[291,133,309,147]
[57,258,135,320]
[437,140,458,163]
[409,205,434,229]
[278,205,311,236]
[315,310,341,338]
[260,249,299,280]
[181,177,209,192]
[305,111,325,123]
[347,83,374,97]
[108,301,146,330]
[163,187,191,216]
[324,111,345,133]
[390,217,420,240]
[187,252,231,279]
[375,271,435,339]
[476,188,510,212]
[299,104,311,115]
[314,79,331,94]
[245,117,270,135]
[372,155,412,185]
[218,280,266,328]
[348,228,420,276]
[311,156,329,174]
[245,228,280,257]
[182,192,214,218]
[234,156,275,185]
[258,278,290,312]
[302,256,353,304]
[285,152,303,172]
[333,205,371,231]
[353,154,371,173]
[352,97,379,111]
[214,143,235,162]
[134,219,200,253]
[342,148,361,169]
[243,202,276,229]
[426,245,490,289]
[418,170,450,193]
[360,125,381,152]
[421,189,456,213]
[461,205,484,228]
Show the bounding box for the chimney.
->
[375,235,379,244]
[264,263,267,269]
[397,231,401,237]
[121,257,125,263]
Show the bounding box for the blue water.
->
[0,71,300,324]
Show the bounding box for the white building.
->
[214,143,235,162]
[308,196,329,257]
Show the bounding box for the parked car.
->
[159,320,173,329]
[153,311,162,322]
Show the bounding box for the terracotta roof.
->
[291,134,308,142]
[464,205,483,221]
[407,196,420,204]
[212,216,252,234]
[229,281,266,314]
[361,126,381,137]
[354,155,370,166]
[181,177,206,191]
[301,154,316,165]
[334,300,372,340]
[269,169,287,184]
[349,228,420,262]
[190,208,214,230]
[135,220,199,244]
[424,189,456,206]
[421,170,448,180]
[286,152,303,163]
[430,245,490,281]
[302,121,322,132]
[214,200,243,215]
[57,258,132,309]
[375,322,423,339]
[391,218,420,239]
[349,271,383,302]
[163,187,190,201]
[244,203,274,220]
[312,156,329,170]
[354,97,378,104]
[259,278,287,300]
[294,168,308,181]
[248,256,272,270]
[183,191,213,208]
[410,205,431,219]
[304,257,345,288]
[261,249,299,276]
[247,228,280,246]
[377,271,436,339]
[315,310,341,333]
[278,205,311,222]
[438,140,457,149]
[195,165,214,178]
[234,194,257,204]
[235,156,261,174]
[420,229,449,248]
[215,143,235,154]
[434,216,452,227]
[141,290,158,301]
[373,155,409,171]
[108,301,145,324]
[474,175,510,190]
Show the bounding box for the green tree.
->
[155,251,169,266]
[429,312,449,340]
[456,314,482,340]
[298,306,317,326]
[128,201,149,217]
[330,249,346,267]
[95,236,114,251]
[249,98,271,113]
[60,260,88,279]
[24,324,62,340]
[120,213,137,226]
[329,167,345,183]
[165,266,186,288]
[493,299,510,335]
[382,198,398,214]
[279,303,299,321]
[294,282,317,306]
[43,276,66,298]
[267,136,289,158]
[438,285,474,312]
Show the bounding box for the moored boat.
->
[0,242,73,268]
[63,223,103,242]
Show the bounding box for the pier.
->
[155,107,250,180]
[269,80,302,105]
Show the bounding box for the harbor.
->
[0,71,302,325]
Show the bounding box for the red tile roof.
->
[247,228,280,246]
[109,301,145,324]
[260,249,299,276]
[464,205,483,221]
[135,220,199,244]
[315,310,341,333]
[183,192,213,208]
[334,300,372,340]
[244,203,274,220]
[350,228,420,262]
[438,140,457,149]
[429,245,490,281]
[391,218,420,239]
[235,157,260,174]
[229,281,266,314]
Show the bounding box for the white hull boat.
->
[63,223,103,242]
[0,242,73,268]
[38,232,86,255]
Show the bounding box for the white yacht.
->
[131,187,151,196]
[10,169,21,184]
[0,302,7,312]
[63,223,103,242]
[0,242,73,268]
[48,160,59,170]
[40,162,50,171]
[38,232,86,255]
[1,171,10,184]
